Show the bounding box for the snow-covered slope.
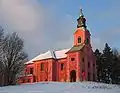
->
[0,82,120,93]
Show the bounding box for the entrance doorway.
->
[70,70,76,82]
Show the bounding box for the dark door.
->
[70,70,76,82]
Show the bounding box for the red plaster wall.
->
[18,63,34,84]
[57,58,67,82]
[66,51,81,82]
[19,27,97,84]
[74,28,85,45]
[33,59,55,82]
[52,60,57,81]
[74,28,91,46]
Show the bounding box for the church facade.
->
[19,9,96,83]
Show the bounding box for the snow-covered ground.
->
[0,82,120,93]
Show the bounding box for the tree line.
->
[0,27,28,86]
[95,43,120,84]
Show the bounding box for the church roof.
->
[25,48,70,64]
[67,44,84,53]
[55,48,70,59]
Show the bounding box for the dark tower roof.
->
[77,9,87,28]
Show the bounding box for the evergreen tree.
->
[102,43,113,83]
[95,43,120,84]
[111,49,120,84]
[94,49,102,82]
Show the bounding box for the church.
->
[19,9,96,83]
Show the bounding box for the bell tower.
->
[66,9,96,82]
[74,9,91,46]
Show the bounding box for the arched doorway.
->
[70,70,76,82]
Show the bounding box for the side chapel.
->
[19,9,97,83]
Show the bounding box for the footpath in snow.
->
[0,82,120,93]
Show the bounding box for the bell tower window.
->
[78,37,81,43]
[86,38,89,44]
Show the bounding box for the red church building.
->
[19,9,97,83]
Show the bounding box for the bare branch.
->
[0,31,28,85]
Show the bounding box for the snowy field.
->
[0,82,120,93]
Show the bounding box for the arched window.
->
[86,38,89,44]
[82,58,84,62]
[88,62,90,68]
[82,58,85,70]
[30,68,33,74]
[41,63,44,71]
[93,74,95,81]
[78,37,81,43]
[71,58,75,61]
[88,72,90,81]
[61,63,64,70]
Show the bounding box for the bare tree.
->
[0,27,4,86]
[0,32,28,85]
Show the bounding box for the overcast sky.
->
[0,0,120,59]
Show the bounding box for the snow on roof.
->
[25,48,70,64]
[25,51,55,64]
[25,61,33,64]
[55,48,70,59]
[31,51,55,61]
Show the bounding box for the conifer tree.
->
[95,43,120,84]
[94,49,102,82]
[102,43,113,83]
[111,49,120,84]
